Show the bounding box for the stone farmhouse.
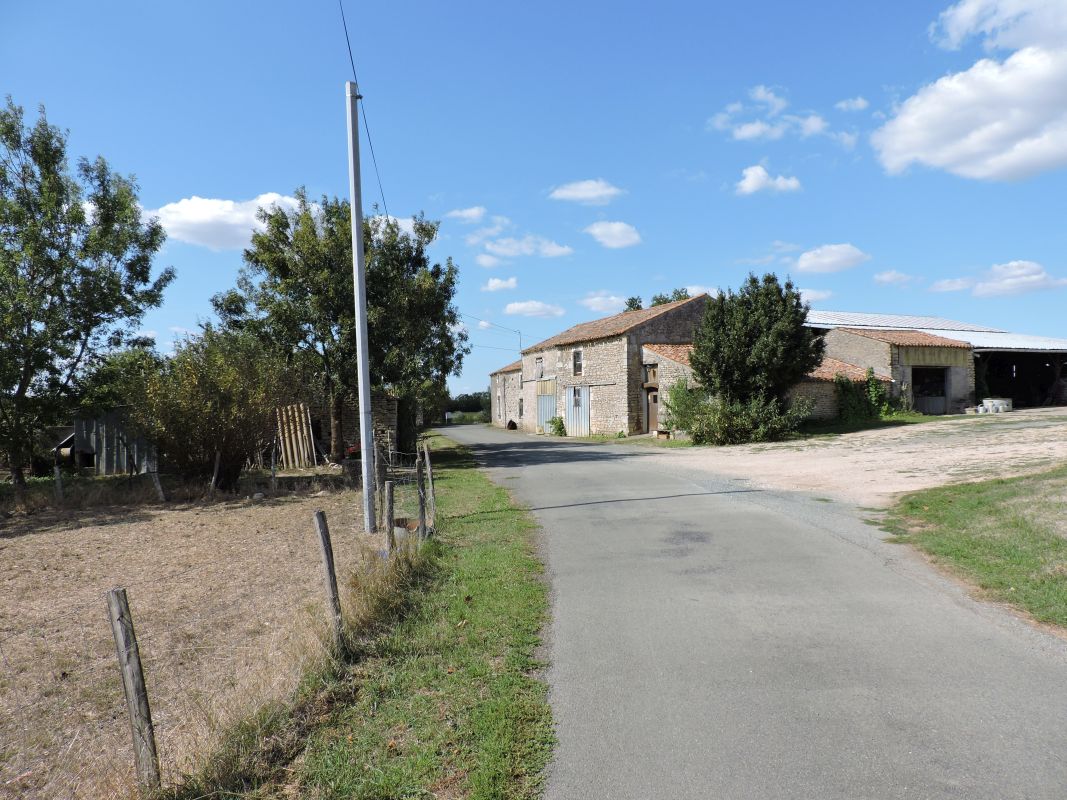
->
[490,305,1067,436]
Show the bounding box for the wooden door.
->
[647,389,659,432]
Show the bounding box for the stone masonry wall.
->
[823,330,893,386]
[491,370,522,428]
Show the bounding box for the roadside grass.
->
[885,462,1067,628]
[166,434,553,799]
[799,411,934,438]
[565,434,693,448]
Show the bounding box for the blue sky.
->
[6,0,1067,392]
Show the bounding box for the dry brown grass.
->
[0,483,385,799]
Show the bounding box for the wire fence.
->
[0,443,437,800]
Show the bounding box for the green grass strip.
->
[885,462,1067,628]
[294,434,553,799]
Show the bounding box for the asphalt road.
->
[441,424,1067,800]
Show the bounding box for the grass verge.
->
[164,433,553,799]
[885,462,1067,628]
[799,411,934,437]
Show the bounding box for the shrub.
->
[131,327,295,490]
[689,394,811,446]
[833,368,891,423]
[547,416,566,437]
[661,378,707,432]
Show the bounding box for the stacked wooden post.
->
[275,404,316,469]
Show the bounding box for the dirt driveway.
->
[651,408,1067,507]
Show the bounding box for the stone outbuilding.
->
[490,295,708,436]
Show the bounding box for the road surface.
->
[441,424,1067,799]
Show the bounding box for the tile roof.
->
[837,328,971,348]
[643,343,694,367]
[490,359,522,374]
[804,357,887,383]
[641,343,880,384]
[522,295,708,354]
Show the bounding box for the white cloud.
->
[973,259,1067,296]
[930,277,975,292]
[485,235,573,258]
[934,0,1067,51]
[874,269,914,285]
[465,215,511,246]
[832,131,859,149]
[873,0,1067,180]
[477,320,493,330]
[549,178,624,205]
[579,291,627,313]
[482,276,517,292]
[445,206,486,223]
[583,221,641,249]
[475,253,502,268]
[685,284,717,296]
[708,89,853,147]
[793,113,828,137]
[735,164,802,195]
[750,85,788,115]
[149,192,300,251]
[796,243,872,273]
[772,240,802,252]
[505,300,565,318]
[835,96,870,111]
[799,288,833,303]
[135,329,158,339]
[732,120,788,141]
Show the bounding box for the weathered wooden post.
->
[270,441,278,496]
[209,450,221,496]
[53,464,64,505]
[313,510,343,649]
[384,480,395,554]
[416,452,427,541]
[422,441,436,530]
[107,588,161,794]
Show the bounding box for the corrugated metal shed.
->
[914,329,1067,352]
[807,311,1003,333]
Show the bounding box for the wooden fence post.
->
[150,470,166,503]
[270,441,277,495]
[422,441,436,530]
[209,450,221,496]
[313,510,343,649]
[107,588,161,795]
[384,480,395,554]
[416,453,427,541]
[53,464,64,505]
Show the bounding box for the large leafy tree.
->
[0,98,172,487]
[650,287,690,306]
[213,190,467,459]
[689,273,824,404]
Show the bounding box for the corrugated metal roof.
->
[837,328,971,348]
[807,310,1003,333]
[523,294,708,353]
[914,329,1067,352]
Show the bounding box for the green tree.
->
[0,98,172,489]
[689,273,824,404]
[650,288,690,306]
[214,191,468,458]
[131,327,294,491]
[624,296,643,311]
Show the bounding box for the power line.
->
[337,0,389,218]
[469,343,521,352]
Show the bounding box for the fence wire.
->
[0,476,392,800]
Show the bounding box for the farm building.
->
[808,312,1067,412]
[490,305,1067,436]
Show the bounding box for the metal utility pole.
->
[346,80,376,533]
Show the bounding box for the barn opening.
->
[976,352,1067,408]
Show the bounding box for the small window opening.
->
[573,349,583,376]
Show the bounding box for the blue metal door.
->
[565,386,590,437]
[537,394,555,432]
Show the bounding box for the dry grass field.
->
[0,485,385,799]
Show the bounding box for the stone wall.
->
[490,369,523,428]
[824,330,892,382]
[788,380,839,420]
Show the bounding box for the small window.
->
[573,388,582,409]
[645,364,658,382]
[497,391,502,418]
[534,357,544,378]
[518,398,524,418]
[573,349,583,376]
